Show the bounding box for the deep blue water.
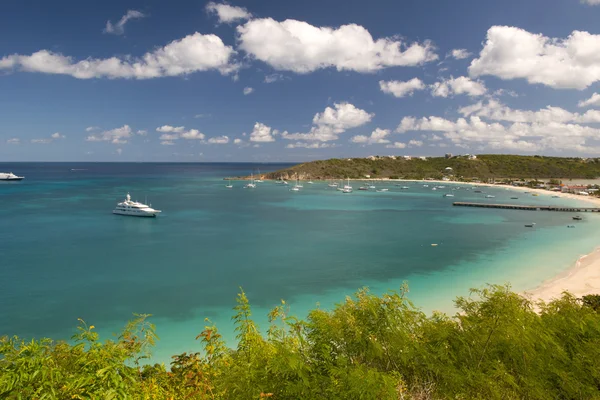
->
[1,162,599,362]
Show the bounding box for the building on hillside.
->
[387,155,396,160]
[562,185,589,194]
[403,155,412,160]
[418,156,427,160]
[367,155,377,160]
[445,153,453,159]
[444,167,453,172]
[468,154,477,160]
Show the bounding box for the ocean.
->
[2,162,600,363]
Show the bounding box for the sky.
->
[2,0,600,162]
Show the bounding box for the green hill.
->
[262,155,600,180]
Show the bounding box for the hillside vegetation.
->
[263,155,600,180]
[2,286,600,399]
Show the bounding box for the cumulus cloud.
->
[207,135,229,144]
[285,142,335,149]
[243,87,254,95]
[51,132,65,139]
[237,18,437,73]
[458,99,600,124]
[156,125,185,133]
[579,93,600,108]
[282,102,373,142]
[6,138,20,144]
[136,130,147,135]
[161,141,175,146]
[582,0,600,5]
[408,139,423,147]
[350,128,390,144]
[85,126,99,132]
[385,142,407,149]
[469,26,600,89]
[450,49,472,59]
[104,10,145,35]
[249,122,276,142]
[0,33,236,79]
[379,78,425,98]
[86,125,132,144]
[180,129,206,140]
[397,109,600,153]
[206,2,252,23]
[431,76,487,97]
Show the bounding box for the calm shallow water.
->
[1,162,599,363]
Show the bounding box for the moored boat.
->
[113,193,161,217]
[0,172,24,181]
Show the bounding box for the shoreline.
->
[251,176,600,302]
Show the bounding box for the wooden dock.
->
[453,202,600,212]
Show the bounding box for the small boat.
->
[400,186,409,189]
[225,181,233,189]
[511,197,519,199]
[573,215,583,221]
[254,169,264,183]
[524,223,536,227]
[443,193,454,197]
[474,190,482,193]
[423,185,429,187]
[376,188,389,192]
[552,195,560,198]
[343,178,352,191]
[113,193,161,217]
[359,186,369,191]
[523,191,530,194]
[307,180,314,184]
[244,173,256,189]
[485,195,495,198]
[289,186,300,192]
[431,244,438,247]
[0,172,24,181]
[532,193,539,196]
[328,180,338,188]
[432,187,437,191]
[567,225,576,228]
[341,188,352,193]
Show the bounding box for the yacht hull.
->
[0,177,24,181]
[112,210,158,217]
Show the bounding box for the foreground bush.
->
[2,285,600,399]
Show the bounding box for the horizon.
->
[2,0,600,162]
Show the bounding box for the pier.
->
[453,202,600,212]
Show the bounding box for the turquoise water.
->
[1,163,599,364]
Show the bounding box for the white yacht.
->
[343,177,352,190]
[254,169,264,183]
[0,172,24,181]
[113,193,161,217]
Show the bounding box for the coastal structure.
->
[453,202,600,212]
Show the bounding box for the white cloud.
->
[6,138,20,144]
[31,132,66,144]
[350,128,390,145]
[85,126,99,132]
[458,99,600,124]
[156,125,185,133]
[250,122,276,142]
[379,78,425,98]
[398,112,600,153]
[207,135,229,144]
[237,18,437,73]
[469,26,600,89]
[180,129,205,140]
[264,73,284,83]
[206,2,252,23]
[579,93,600,108]
[86,125,132,144]
[285,142,335,149]
[385,142,407,149]
[408,139,423,147]
[0,33,236,79]
[283,102,373,142]
[104,10,145,35]
[136,130,147,135]
[159,133,179,141]
[450,49,471,60]
[193,113,211,118]
[161,141,175,145]
[431,76,487,97]
[243,87,254,95]
[582,0,600,5]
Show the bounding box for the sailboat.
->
[244,173,256,189]
[255,169,264,183]
[290,176,302,192]
[294,175,303,188]
[307,175,314,184]
[225,179,233,189]
[341,177,352,193]
[328,179,338,188]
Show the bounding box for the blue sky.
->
[2,0,600,161]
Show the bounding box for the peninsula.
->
[260,154,600,181]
